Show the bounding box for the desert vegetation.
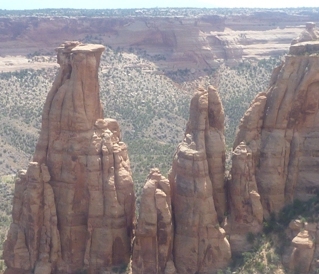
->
[227,194,319,274]
[0,175,14,273]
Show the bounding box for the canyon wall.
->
[1,10,319,69]
[233,39,319,213]
[228,32,319,255]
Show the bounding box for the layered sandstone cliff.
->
[1,10,319,69]
[3,42,135,274]
[228,31,319,254]
[234,39,319,212]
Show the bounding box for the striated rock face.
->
[227,92,266,251]
[132,168,175,274]
[168,86,231,273]
[231,37,319,219]
[3,26,319,274]
[227,28,319,255]
[3,164,59,274]
[256,41,319,215]
[2,12,319,70]
[227,142,263,253]
[4,42,135,274]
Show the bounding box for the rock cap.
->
[56,41,105,54]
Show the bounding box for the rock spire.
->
[132,168,175,274]
[168,86,231,273]
[4,42,135,274]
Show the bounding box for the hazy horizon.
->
[1,0,319,10]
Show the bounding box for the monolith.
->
[4,41,135,274]
[168,86,231,273]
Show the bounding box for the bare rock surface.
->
[4,42,135,274]
[132,168,175,274]
[227,142,263,253]
[168,86,231,274]
[291,22,319,45]
[227,92,267,252]
[231,32,319,219]
[283,220,319,274]
[226,25,319,260]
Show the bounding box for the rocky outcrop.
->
[4,42,135,274]
[3,165,59,274]
[291,22,319,45]
[227,142,263,253]
[283,220,319,273]
[132,168,175,274]
[3,24,319,274]
[230,34,319,219]
[226,92,266,251]
[227,26,319,255]
[256,40,319,215]
[132,87,230,274]
[168,86,231,273]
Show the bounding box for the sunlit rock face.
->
[168,86,231,274]
[132,168,176,274]
[228,36,319,253]
[4,42,135,274]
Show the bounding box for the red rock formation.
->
[229,30,319,255]
[226,29,319,256]
[227,142,263,253]
[4,26,319,274]
[4,42,135,274]
[132,168,175,274]
[230,38,319,219]
[257,41,319,215]
[227,93,266,251]
[282,220,319,273]
[4,164,59,274]
[168,86,231,274]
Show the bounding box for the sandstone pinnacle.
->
[4,42,135,274]
[132,168,175,274]
[168,86,231,274]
